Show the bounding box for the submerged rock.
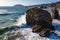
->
[26,7,55,37]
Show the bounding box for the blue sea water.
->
[0,6,60,40]
[0,6,28,28]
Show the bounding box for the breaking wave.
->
[16,13,26,26]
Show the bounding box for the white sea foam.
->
[19,28,50,40]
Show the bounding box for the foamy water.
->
[52,19,60,24]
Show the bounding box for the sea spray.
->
[16,13,26,26]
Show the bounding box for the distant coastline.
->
[0,1,60,8]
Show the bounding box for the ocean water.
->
[0,7,60,40]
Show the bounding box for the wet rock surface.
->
[26,7,55,37]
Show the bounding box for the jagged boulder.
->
[26,7,55,37]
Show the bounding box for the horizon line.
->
[0,1,59,7]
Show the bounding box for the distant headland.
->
[14,4,24,7]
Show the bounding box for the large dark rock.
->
[51,7,59,19]
[26,7,55,37]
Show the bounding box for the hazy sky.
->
[0,0,60,6]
